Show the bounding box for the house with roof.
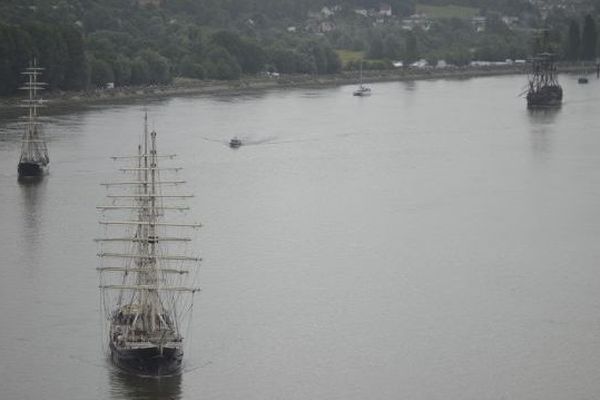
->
[379,3,392,17]
[472,16,486,32]
[402,14,432,31]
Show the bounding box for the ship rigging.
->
[526,52,563,108]
[96,115,201,376]
[18,60,49,178]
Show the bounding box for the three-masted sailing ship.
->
[526,52,563,108]
[18,61,49,177]
[97,115,201,376]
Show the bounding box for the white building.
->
[379,3,392,17]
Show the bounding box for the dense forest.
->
[0,0,599,96]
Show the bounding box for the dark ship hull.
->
[18,162,47,177]
[109,341,183,376]
[526,85,563,108]
[229,139,242,148]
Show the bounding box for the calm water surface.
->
[2,74,600,399]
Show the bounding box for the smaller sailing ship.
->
[18,60,49,177]
[97,115,201,376]
[229,136,242,148]
[526,53,562,108]
[577,61,589,83]
[353,61,371,97]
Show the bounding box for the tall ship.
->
[18,61,49,177]
[526,52,563,108]
[96,115,202,376]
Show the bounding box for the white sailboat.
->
[353,61,371,96]
[96,114,201,376]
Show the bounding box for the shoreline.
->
[0,63,595,110]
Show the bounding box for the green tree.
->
[139,50,171,84]
[383,34,403,59]
[267,46,298,73]
[324,46,341,73]
[211,30,266,73]
[131,57,150,85]
[61,26,88,90]
[89,57,114,87]
[0,25,19,95]
[567,20,581,61]
[405,31,418,63]
[27,23,69,90]
[389,0,415,17]
[367,33,384,59]
[442,46,472,66]
[306,41,327,73]
[0,24,36,95]
[188,26,205,59]
[179,55,205,79]
[296,53,316,74]
[112,55,132,86]
[581,14,597,60]
[204,46,241,79]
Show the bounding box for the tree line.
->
[0,20,342,96]
[0,23,86,95]
[1,0,600,96]
[0,0,346,96]
[566,14,597,61]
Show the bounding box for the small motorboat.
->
[353,85,372,96]
[229,137,242,148]
[578,76,589,84]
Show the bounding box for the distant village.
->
[2,0,596,93]
[294,3,524,35]
[291,1,598,35]
[290,3,528,68]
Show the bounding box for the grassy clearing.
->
[415,4,479,19]
[336,50,366,66]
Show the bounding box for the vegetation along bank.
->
[1,0,599,98]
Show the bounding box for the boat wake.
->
[200,130,363,149]
[200,135,305,148]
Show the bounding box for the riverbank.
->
[0,62,594,109]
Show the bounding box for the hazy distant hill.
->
[0,0,597,96]
[0,0,544,27]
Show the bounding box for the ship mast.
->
[97,114,201,342]
[529,53,559,92]
[19,59,48,165]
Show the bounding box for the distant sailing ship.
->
[526,52,563,108]
[353,61,371,97]
[229,136,242,148]
[96,115,201,376]
[18,61,49,177]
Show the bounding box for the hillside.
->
[0,0,598,96]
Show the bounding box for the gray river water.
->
[1,74,600,400]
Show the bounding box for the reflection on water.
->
[527,107,561,125]
[209,90,271,103]
[527,107,561,156]
[18,175,45,187]
[401,80,417,91]
[109,368,182,400]
[18,177,47,268]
